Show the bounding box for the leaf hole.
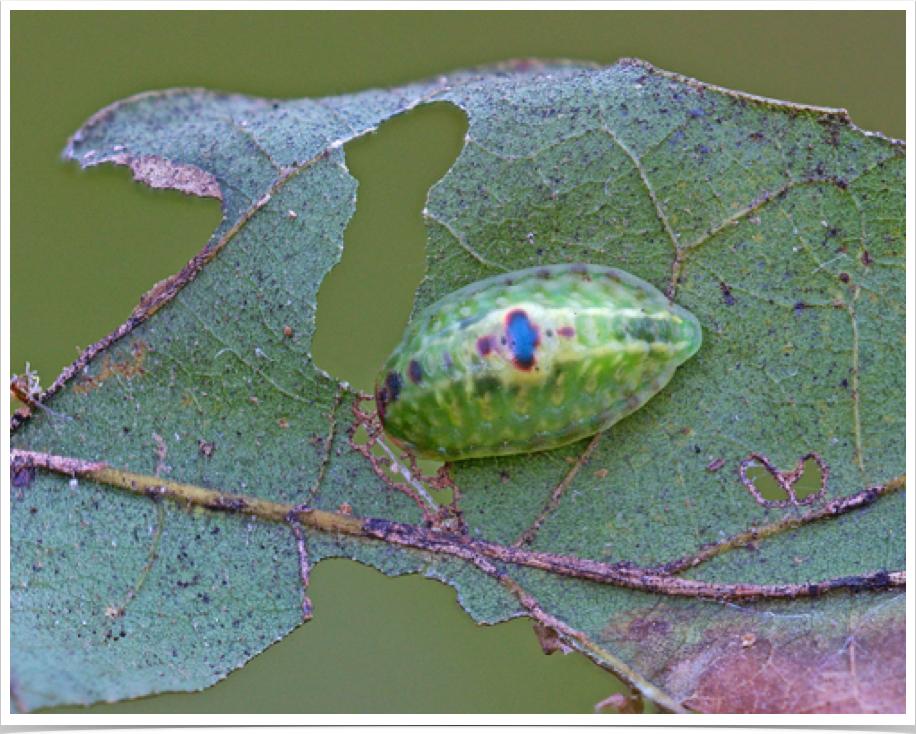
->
[312,101,469,392]
[742,464,790,503]
[793,458,826,502]
[739,452,828,508]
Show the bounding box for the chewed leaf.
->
[11,59,904,714]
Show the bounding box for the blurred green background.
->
[10,11,905,714]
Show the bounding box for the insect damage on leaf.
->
[375,264,702,461]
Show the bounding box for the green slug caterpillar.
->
[375,264,702,461]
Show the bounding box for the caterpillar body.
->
[375,264,702,461]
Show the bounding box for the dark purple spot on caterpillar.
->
[375,370,402,419]
[605,269,622,282]
[537,269,552,279]
[407,359,423,384]
[477,335,494,356]
[385,370,402,401]
[505,309,540,371]
[443,352,453,371]
[557,326,576,339]
[626,395,641,410]
[568,264,592,281]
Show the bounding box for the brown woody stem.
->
[10,448,905,602]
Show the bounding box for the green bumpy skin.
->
[375,264,702,461]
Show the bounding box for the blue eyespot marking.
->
[506,309,539,371]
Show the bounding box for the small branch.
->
[361,514,905,600]
[10,449,905,602]
[10,448,361,531]
[652,475,905,575]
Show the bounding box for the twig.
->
[10,448,905,602]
